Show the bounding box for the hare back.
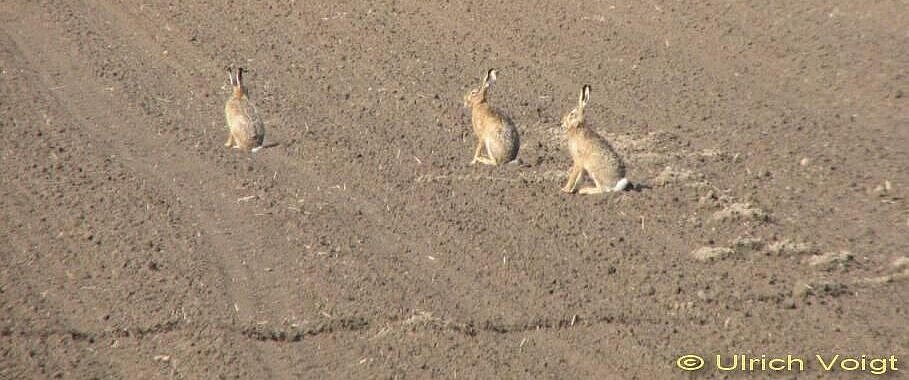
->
[586,149,626,186]
[485,122,519,163]
[569,127,625,179]
[226,99,265,149]
[471,104,505,133]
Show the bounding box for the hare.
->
[561,85,629,194]
[463,69,519,165]
[224,67,265,152]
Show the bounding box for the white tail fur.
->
[614,178,629,191]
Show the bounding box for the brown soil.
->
[2,1,907,379]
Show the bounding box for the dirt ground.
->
[1,1,907,378]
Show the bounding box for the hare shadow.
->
[625,181,651,193]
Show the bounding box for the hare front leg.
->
[561,164,583,193]
[470,139,484,165]
[224,130,235,148]
[471,139,496,165]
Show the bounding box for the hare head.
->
[463,68,497,108]
[226,66,246,98]
[562,84,590,130]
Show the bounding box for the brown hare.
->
[463,69,519,165]
[224,67,265,152]
[561,85,629,194]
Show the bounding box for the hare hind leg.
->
[578,169,610,195]
[578,170,628,194]
[578,186,607,195]
[482,140,502,165]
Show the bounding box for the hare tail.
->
[614,178,630,191]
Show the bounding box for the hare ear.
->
[579,84,591,107]
[226,66,235,86]
[236,67,244,87]
[484,68,497,88]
